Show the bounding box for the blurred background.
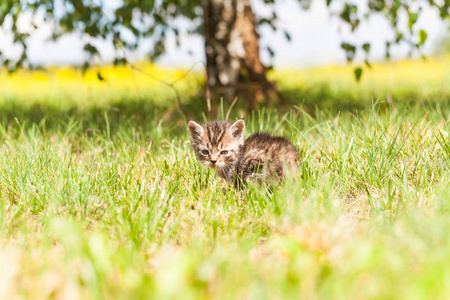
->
[1,0,448,67]
[0,0,449,120]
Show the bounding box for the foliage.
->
[0,0,449,78]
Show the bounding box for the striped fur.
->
[233,132,299,189]
[188,120,299,188]
[188,120,244,180]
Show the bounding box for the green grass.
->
[1,73,450,299]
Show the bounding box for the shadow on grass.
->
[1,84,450,138]
[281,84,450,115]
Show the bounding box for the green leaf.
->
[354,67,363,82]
[395,31,404,43]
[408,12,418,32]
[418,30,428,45]
[267,46,275,58]
[97,71,106,82]
[283,30,291,42]
[385,42,391,60]
[84,43,99,56]
[0,1,9,12]
[113,58,127,66]
[362,43,371,54]
[341,42,356,62]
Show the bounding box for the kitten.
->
[188,119,299,188]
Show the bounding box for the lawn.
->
[1,57,450,299]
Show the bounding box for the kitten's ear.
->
[188,120,204,140]
[229,119,245,142]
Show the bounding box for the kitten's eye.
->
[201,149,210,155]
[220,150,229,155]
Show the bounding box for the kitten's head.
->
[188,119,245,178]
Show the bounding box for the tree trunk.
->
[202,0,284,110]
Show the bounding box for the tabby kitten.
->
[188,119,299,188]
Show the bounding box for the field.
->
[1,56,450,299]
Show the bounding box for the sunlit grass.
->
[275,55,450,91]
[272,55,450,111]
[1,58,450,299]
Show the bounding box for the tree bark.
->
[202,0,284,110]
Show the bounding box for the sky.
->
[0,0,448,68]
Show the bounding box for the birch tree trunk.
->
[202,0,284,109]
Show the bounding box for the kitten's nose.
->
[211,160,217,164]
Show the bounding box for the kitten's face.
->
[188,120,245,179]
